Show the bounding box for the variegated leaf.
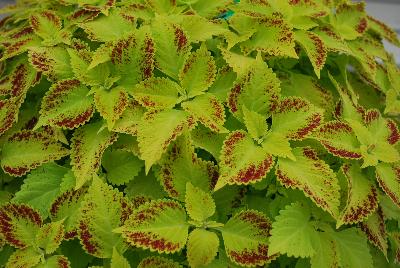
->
[94,87,128,129]
[1,130,69,177]
[112,100,145,136]
[216,131,274,190]
[71,122,118,189]
[35,255,71,268]
[35,220,64,254]
[185,183,215,222]
[138,256,182,268]
[5,247,41,268]
[376,162,400,208]
[118,199,188,253]
[276,147,340,218]
[360,207,388,257]
[30,11,67,45]
[367,15,400,46]
[332,2,368,40]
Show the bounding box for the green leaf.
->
[242,106,268,141]
[12,163,69,218]
[137,109,195,172]
[0,204,42,248]
[125,170,166,200]
[102,149,144,186]
[376,162,400,208]
[294,30,327,78]
[158,135,217,201]
[367,15,400,46]
[152,15,190,79]
[332,2,367,40]
[30,11,67,45]
[1,130,69,177]
[276,147,340,218]
[176,14,228,42]
[187,229,219,268]
[261,132,295,160]
[185,183,215,222]
[220,49,258,76]
[35,220,64,254]
[137,256,182,268]
[111,247,131,268]
[179,44,216,98]
[78,177,132,258]
[131,77,182,110]
[5,247,41,268]
[310,232,339,268]
[227,58,280,119]
[80,9,136,42]
[191,0,231,18]
[28,46,74,81]
[271,97,324,140]
[313,26,351,53]
[360,207,388,257]
[118,199,188,253]
[216,130,274,190]
[269,202,318,258]
[182,93,227,133]
[36,79,94,129]
[112,100,146,136]
[221,210,274,266]
[337,163,378,227]
[71,122,118,189]
[94,87,128,129]
[35,255,71,268]
[190,125,227,159]
[312,121,362,159]
[50,187,87,240]
[333,228,373,268]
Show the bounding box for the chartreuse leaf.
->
[1,130,69,177]
[190,125,227,159]
[221,210,274,266]
[310,232,339,268]
[131,77,182,110]
[0,27,41,61]
[216,130,274,190]
[78,177,132,258]
[137,109,195,172]
[80,9,136,42]
[0,204,42,248]
[276,147,340,218]
[5,247,41,268]
[158,136,217,201]
[269,202,318,258]
[337,163,378,227]
[113,100,146,136]
[270,97,324,140]
[227,57,280,119]
[376,162,400,208]
[50,187,87,240]
[187,229,219,268]
[102,149,143,186]
[35,255,71,268]
[294,30,327,78]
[367,15,400,46]
[313,26,351,53]
[111,247,130,268]
[35,220,64,254]
[261,132,295,160]
[331,2,368,40]
[36,79,94,129]
[152,15,190,79]
[312,121,362,159]
[179,44,216,98]
[333,228,373,268]
[176,14,228,42]
[94,87,129,130]
[111,30,155,88]
[182,93,227,133]
[185,183,215,222]
[138,256,182,268]
[12,163,69,218]
[28,46,74,81]
[30,11,68,45]
[242,105,268,142]
[219,49,258,76]
[191,0,231,18]
[117,199,188,253]
[71,122,118,189]
[360,207,388,257]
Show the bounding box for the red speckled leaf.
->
[367,15,400,46]
[276,147,340,218]
[0,97,20,136]
[36,255,71,268]
[158,135,218,201]
[50,187,87,240]
[1,130,70,177]
[5,247,41,268]
[221,210,275,266]
[70,122,118,189]
[112,100,146,136]
[271,96,324,140]
[35,220,65,254]
[0,28,41,61]
[376,162,400,209]
[80,0,116,14]
[333,2,368,40]
[30,11,68,45]
[182,93,228,133]
[0,204,42,248]
[138,256,182,268]
[67,9,100,25]
[294,30,327,78]
[78,177,132,258]
[216,130,274,190]
[312,121,362,159]
[337,163,378,227]
[37,79,94,129]
[94,87,128,130]
[118,199,188,253]
[360,207,388,257]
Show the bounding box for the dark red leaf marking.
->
[11,64,29,97]
[57,256,70,268]
[367,15,399,44]
[342,186,378,223]
[79,221,99,255]
[387,119,400,145]
[376,166,400,207]
[173,26,188,52]
[356,18,368,34]
[11,27,34,39]
[308,32,326,69]
[141,35,155,79]
[360,207,387,254]
[0,98,19,135]
[127,232,182,252]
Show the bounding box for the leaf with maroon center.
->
[215,130,274,190]
[337,163,378,227]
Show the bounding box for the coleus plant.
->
[0,0,400,267]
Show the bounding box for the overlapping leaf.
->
[360,207,388,256]
[376,162,400,208]
[187,229,219,268]
[138,256,182,268]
